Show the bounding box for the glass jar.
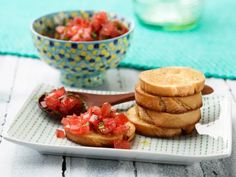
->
[133,0,204,31]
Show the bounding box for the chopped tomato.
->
[80,123,90,134]
[58,102,132,149]
[53,87,66,98]
[110,108,117,117]
[70,34,80,41]
[89,114,100,128]
[44,87,84,116]
[98,118,116,134]
[68,117,81,125]
[115,113,128,126]
[74,17,83,25]
[56,129,65,138]
[101,102,112,117]
[90,106,102,116]
[98,121,112,134]
[55,26,65,34]
[81,112,92,120]
[103,118,116,129]
[69,126,90,135]
[114,140,131,149]
[59,96,79,114]
[61,114,90,135]
[69,123,90,135]
[99,21,114,36]
[91,11,108,32]
[45,96,61,110]
[81,28,93,41]
[61,117,69,125]
[99,21,128,40]
[111,21,128,37]
[40,101,47,108]
[65,27,77,38]
[53,12,128,41]
[76,17,90,27]
[113,125,129,135]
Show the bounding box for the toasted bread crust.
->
[136,104,201,128]
[126,107,195,138]
[182,124,196,134]
[139,67,205,97]
[66,122,135,147]
[135,83,202,113]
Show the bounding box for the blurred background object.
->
[133,0,203,31]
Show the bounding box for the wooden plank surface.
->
[0,56,235,177]
[0,56,18,143]
[0,56,62,177]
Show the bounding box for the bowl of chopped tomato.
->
[31,10,134,87]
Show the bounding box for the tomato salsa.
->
[60,102,131,149]
[54,11,129,41]
[41,87,85,116]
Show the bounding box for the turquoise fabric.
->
[0,0,236,79]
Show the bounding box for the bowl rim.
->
[30,10,135,44]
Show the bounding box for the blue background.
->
[0,0,235,79]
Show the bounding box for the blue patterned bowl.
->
[31,10,134,87]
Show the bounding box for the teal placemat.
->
[1,0,236,79]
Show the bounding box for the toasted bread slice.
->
[139,67,205,97]
[126,107,195,138]
[66,122,135,147]
[135,83,202,113]
[136,104,201,128]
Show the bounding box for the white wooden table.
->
[0,55,235,177]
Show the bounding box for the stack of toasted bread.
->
[127,67,205,138]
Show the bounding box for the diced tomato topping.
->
[69,125,90,135]
[103,118,116,129]
[115,113,128,126]
[40,101,47,108]
[113,125,129,135]
[61,117,69,125]
[56,129,65,138]
[58,102,131,149]
[68,116,81,125]
[81,112,91,121]
[79,123,90,134]
[59,96,79,114]
[45,96,61,110]
[53,12,128,41]
[56,26,65,34]
[112,21,129,36]
[90,106,102,116]
[98,118,116,134]
[101,102,112,117]
[61,114,90,135]
[53,87,66,97]
[91,11,108,32]
[98,121,112,134]
[110,108,117,117]
[69,123,90,135]
[114,140,131,149]
[44,87,84,116]
[99,21,114,36]
[89,114,100,128]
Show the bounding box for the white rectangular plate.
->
[4,84,232,165]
